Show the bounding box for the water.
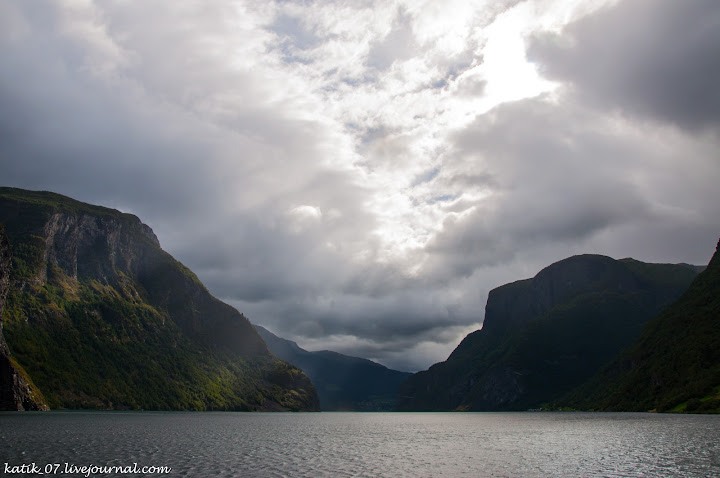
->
[1,411,718,477]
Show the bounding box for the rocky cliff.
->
[0,225,48,410]
[396,254,700,411]
[0,187,318,411]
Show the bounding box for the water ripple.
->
[0,412,718,477]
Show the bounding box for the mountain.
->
[256,325,411,411]
[559,239,720,413]
[396,254,700,411]
[0,225,48,410]
[0,187,318,411]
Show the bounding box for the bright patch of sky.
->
[253,0,613,269]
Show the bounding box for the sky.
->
[1,0,719,372]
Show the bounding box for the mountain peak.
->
[398,254,700,411]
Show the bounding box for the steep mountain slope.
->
[397,255,700,411]
[256,325,411,410]
[560,239,720,413]
[0,187,318,411]
[0,225,48,410]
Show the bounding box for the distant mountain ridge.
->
[255,325,411,411]
[0,187,318,411]
[559,238,720,413]
[397,254,701,411]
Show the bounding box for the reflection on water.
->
[1,411,718,477]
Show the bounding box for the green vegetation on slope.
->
[0,224,49,410]
[559,240,720,413]
[0,187,318,411]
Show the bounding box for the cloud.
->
[420,94,720,282]
[529,0,720,132]
[1,0,719,372]
[367,8,417,71]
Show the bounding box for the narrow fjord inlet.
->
[1,0,720,476]
[1,187,719,476]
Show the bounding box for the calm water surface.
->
[0,411,718,477]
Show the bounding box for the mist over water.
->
[1,411,718,477]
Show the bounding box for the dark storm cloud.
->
[420,84,720,286]
[529,0,720,131]
[0,2,273,224]
[421,97,653,279]
[0,23,211,216]
[234,285,481,371]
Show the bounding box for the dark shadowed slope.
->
[397,255,700,411]
[0,224,48,410]
[560,238,720,413]
[256,325,411,410]
[0,187,318,411]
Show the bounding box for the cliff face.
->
[476,254,678,337]
[0,225,48,410]
[256,325,411,411]
[397,254,700,411]
[33,210,160,285]
[0,188,318,411]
